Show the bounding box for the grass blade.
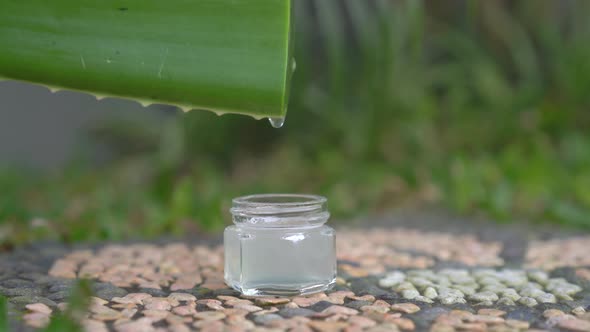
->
[0,296,7,332]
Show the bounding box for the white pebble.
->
[423,287,438,299]
[402,289,420,300]
[518,297,538,307]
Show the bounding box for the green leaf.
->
[0,0,293,118]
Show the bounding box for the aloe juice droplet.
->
[268,117,285,128]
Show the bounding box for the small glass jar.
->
[224,194,336,296]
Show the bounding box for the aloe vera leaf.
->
[0,0,293,118]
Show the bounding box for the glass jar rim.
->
[230,193,329,228]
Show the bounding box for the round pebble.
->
[423,287,438,299]
[194,311,226,321]
[469,291,499,303]
[402,289,420,300]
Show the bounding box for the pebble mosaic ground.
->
[2,213,590,331]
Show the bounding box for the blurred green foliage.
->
[42,280,92,332]
[0,296,7,331]
[0,280,91,331]
[2,0,590,246]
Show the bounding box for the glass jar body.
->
[224,224,336,296]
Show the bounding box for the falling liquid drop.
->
[291,58,297,73]
[269,117,285,128]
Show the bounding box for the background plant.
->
[2,0,590,247]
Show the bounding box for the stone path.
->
[2,213,590,331]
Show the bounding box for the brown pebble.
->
[321,305,359,316]
[255,297,290,306]
[81,319,109,332]
[308,321,349,332]
[292,293,328,307]
[111,303,136,309]
[169,324,191,332]
[347,294,376,302]
[91,297,109,306]
[285,302,299,309]
[388,317,415,331]
[141,309,169,321]
[477,308,506,317]
[365,312,401,324]
[349,315,377,328]
[166,313,187,325]
[340,265,370,278]
[390,303,420,314]
[120,308,138,319]
[575,268,590,280]
[435,314,463,326]
[48,259,77,279]
[470,314,504,324]
[343,326,364,332]
[57,303,68,312]
[173,305,197,316]
[543,309,565,318]
[170,278,200,291]
[546,313,576,327]
[328,291,355,304]
[223,326,248,332]
[226,315,256,329]
[90,304,119,315]
[291,326,313,332]
[197,299,224,310]
[23,312,50,328]
[450,310,474,319]
[326,313,349,322]
[193,319,224,331]
[505,319,530,329]
[111,297,137,305]
[25,303,52,315]
[373,300,390,308]
[233,304,263,312]
[200,282,227,290]
[222,308,249,317]
[225,298,253,306]
[93,311,123,321]
[217,295,239,301]
[123,293,152,305]
[252,307,279,316]
[194,311,226,321]
[361,305,390,314]
[430,323,455,332]
[365,323,401,332]
[168,292,196,302]
[292,316,312,324]
[268,317,306,329]
[455,322,487,331]
[138,282,161,290]
[144,298,172,311]
[557,317,590,332]
[114,318,154,332]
